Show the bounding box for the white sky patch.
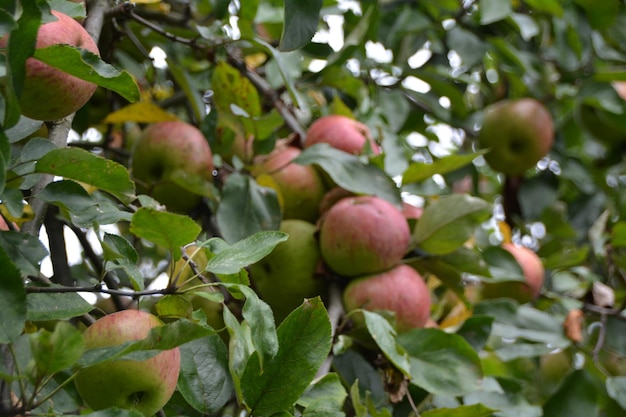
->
[149,46,168,69]
[366,41,393,63]
[402,76,431,93]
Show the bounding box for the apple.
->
[251,145,327,223]
[318,187,355,218]
[304,115,381,155]
[131,120,214,213]
[0,10,99,121]
[319,195,410,277]
[481,242,545,303]
[343,264,431,332]
[74,310,180,416]
[248,219,326,323]
[477,98,554,176]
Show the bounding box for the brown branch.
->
[26,284,174,297]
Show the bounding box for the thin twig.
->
[26,284,174,297]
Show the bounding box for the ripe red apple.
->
[304,115,381,155]
[74,310,181,416]
[131,120,214,213]
[319,195,410,277]
[248,219,326,323]
[477,98,554,176]
[251,145,327,223]
[343,264,431,332]
[0,10,99,121]
[481,242,545,303]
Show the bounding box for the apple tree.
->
[1,0,626,416]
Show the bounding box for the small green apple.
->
[477,98,554,176]
[131,120,214,213]
[248,219,327,323]
[319,195,410,277]
[74,310,180,417]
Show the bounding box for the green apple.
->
[304,115,381,155]
[74,310,181,416]
[319,195,410,277]
[481,242,545,303]
[343,264,431,332]
[131,120,214,213]
[251,145,327,223]
[248,219,327,323]
[0,10,99,121]
[477,98,554,176]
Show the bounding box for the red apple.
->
[318,187,355,218]
[131,120,214,213]
[304,115,381,155]
[401,202,423,220]
[74,310,181,416]
[481,242,545,303]
[343,264,431,332]
[319,195,410,277]
[0,10,99,121]
[477,98,554,176]
[252,145,327,223]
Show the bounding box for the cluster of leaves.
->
[1,0,626,416]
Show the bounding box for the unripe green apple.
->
[477,98,554,176]
[304,115,381,155]
[343,264,431,332]
[481,242,545,303]
[248,219,326,323]
[74,310,181,417]
[251,145,327,223]
[0,10,99,121]
[131,120,214,213]
[319,195,410,277]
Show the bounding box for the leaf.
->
[203,231,288,274]
[479,0,512,25]
[612,222,626,247]
[362,310,412,377]
[102,101,179,124]
[542,370,600,417]
[481,246,526,283]
[33,44,140,102]
[130,208,201,258]
[29,321,85,376]
[456,315,494,352]
[216,172,281,244]
[403,152,484,185]
[413,194,491,255]
[398,328,482,396]
[298,373,348,417]
[178,335,234,414]
[0,246,26,343]
[38,180,100,226]
[0,231,49,277]
[422,404,497,417]
[279,0,322,52]
[35,147,136,204]
[241,298,332,416]
[464,377,542,417]
[294,144,402,206]
[101,233,138,263]
[332,349,388,410]
[606,376,626,410]
[81,409,145,417]
[26,292,94,321]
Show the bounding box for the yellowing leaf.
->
[103,101,179,124]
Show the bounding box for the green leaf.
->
[398,328,482,396]
[29,321,85,376]
[456,315,494,352]
[479,0,512,25]
[481,246,526,282]
[81,409,144,417]
[241,298,332,416]
[35,147,136,204]
[447,27,488,68]
[298,373,347,417]
[223,305,254,401]
[294,144,402,206]
[362,310,411,377]
[178,335,234,414]
[202,231,288,274]
[413,194,491,255]
[0,231,49,277]
[167,59,205,124]
[543,370,600,417]
[612,222,626,247]
[26,292,93,321]
[606,376,626,410]
[279,0,322,51]
[422,403,497,417]
[0,130,8,195]
[101,233,138,263]
[33,44,140,102]
[332,349,388,410]
[524,0,563,16]
[38,180,100,226]
[464,376,542,417]
[403,152,483,185]
[0,246,26,343]
[130,208,201,258]
[216,172,281,244]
